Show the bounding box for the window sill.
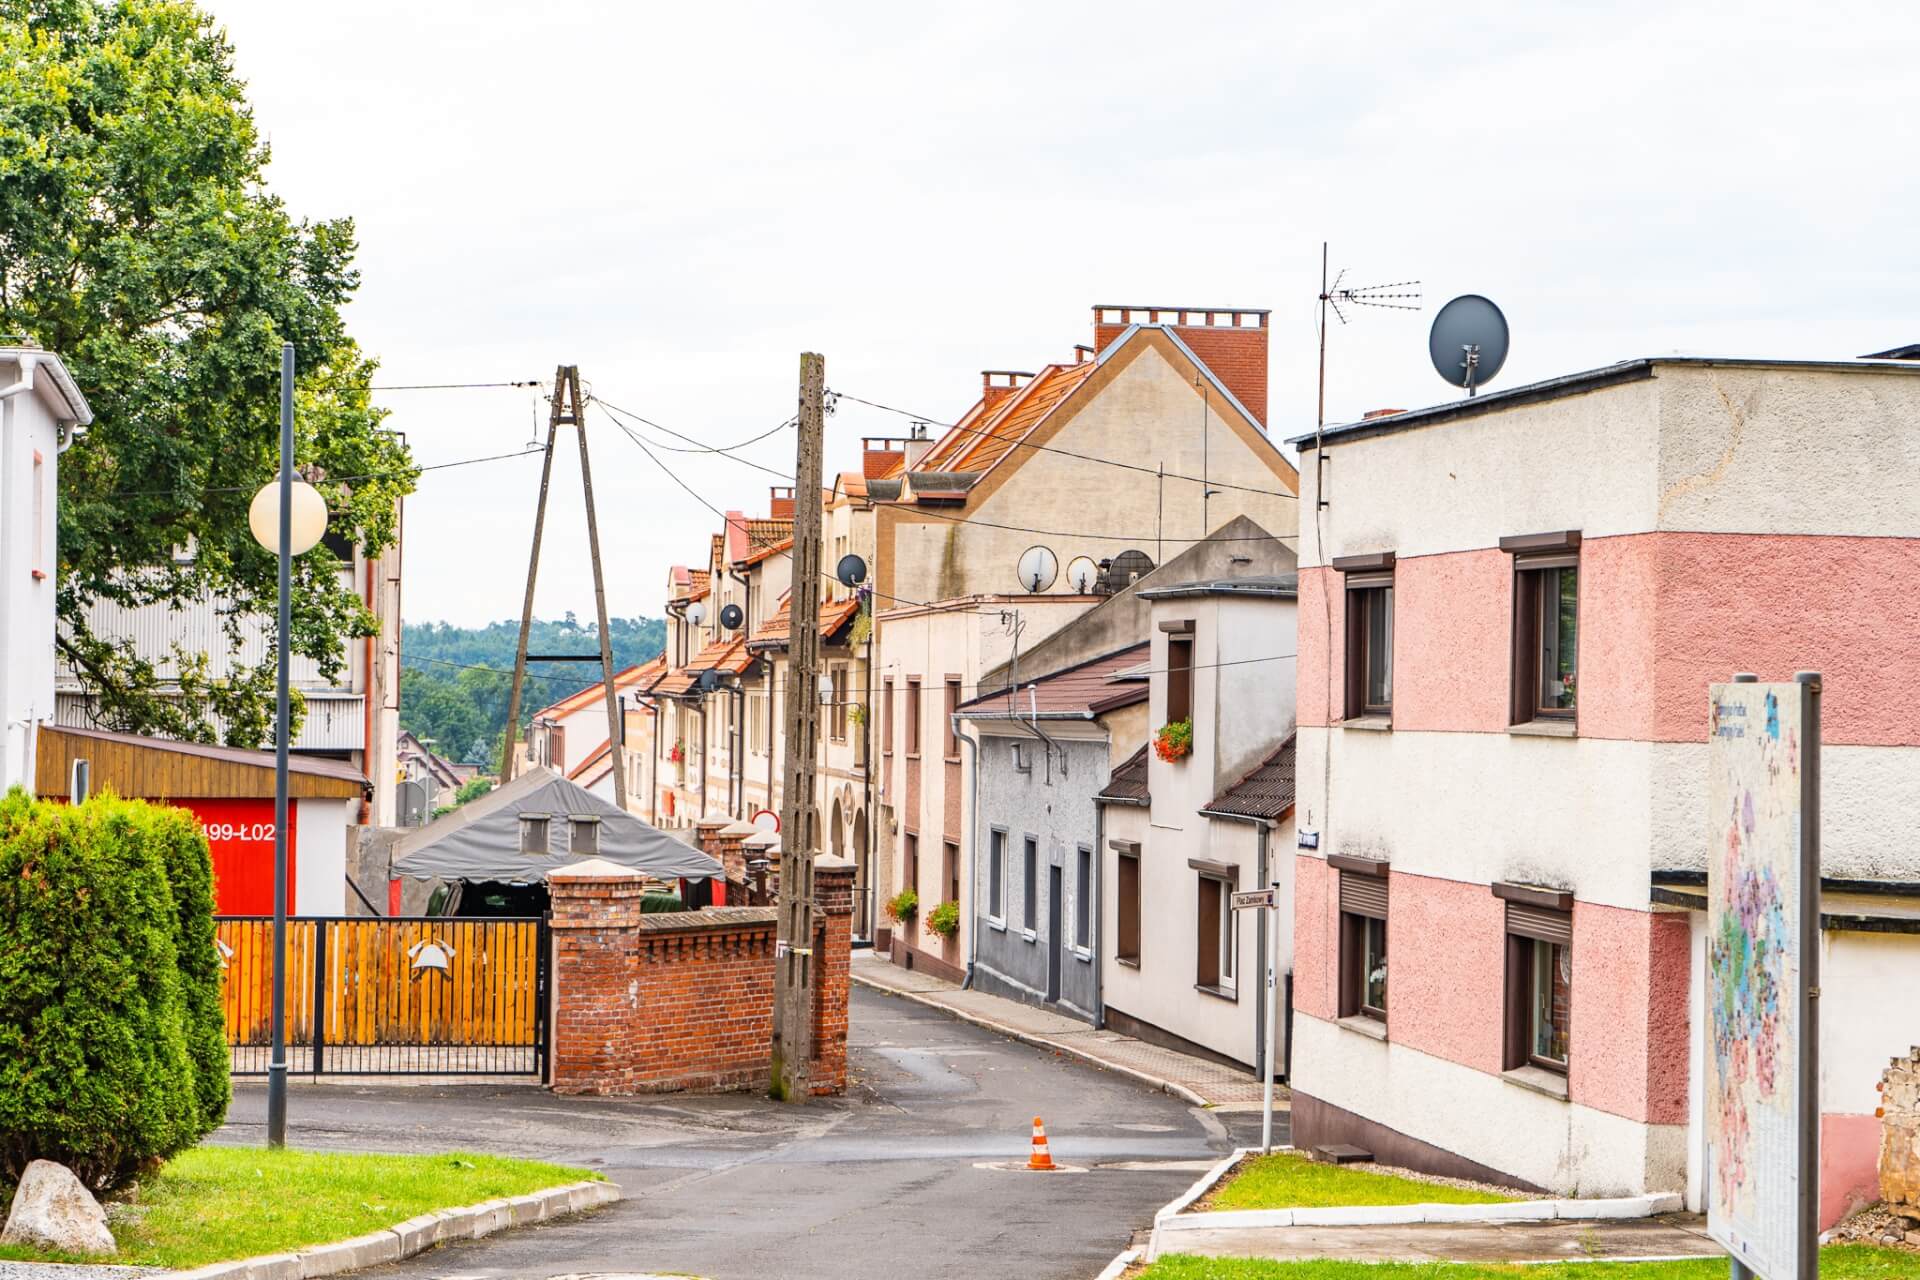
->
[944,755,962,765]
[1115,956,1141,970]
[987,917,1007,933]
[1340,716,1393,732]
[1509,719,1577,739]
[1503,1064,1570,1101]
[1021,928,1038,943]
[1073,948,1093,964]
[1195,983,1238,1003]
[1336,1014,1388,1042]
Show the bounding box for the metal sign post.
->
[1232,887,1281,1154]
[1706,672,1821,1280]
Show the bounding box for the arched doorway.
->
[829,797,844,858]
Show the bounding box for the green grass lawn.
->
[0,1145,599,1269]
[1136,1246,1916,1279]
[1204,1153,1520,1211]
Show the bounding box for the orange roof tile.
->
[746,597,861,650]
[863,448,905,479]
[531,655,666,721]
[741,534,793,567]
[932,362,1094,476]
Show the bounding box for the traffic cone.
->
[1027,1115,1056,1171]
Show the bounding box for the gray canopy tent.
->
[391,766,720,884]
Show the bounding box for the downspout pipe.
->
[954,716,980,989]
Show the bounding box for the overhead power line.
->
[828,388,1300,500]
[368,380,545,391]
[105,446,546,500]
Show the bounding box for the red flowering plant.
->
[1153,719,1193,762]
[668,741,686,764]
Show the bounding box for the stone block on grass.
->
[0,1159,116,1256]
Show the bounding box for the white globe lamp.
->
[249,476,329,555]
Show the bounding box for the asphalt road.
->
[220,986,1282,1280]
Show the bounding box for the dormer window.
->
[520,814,551,855]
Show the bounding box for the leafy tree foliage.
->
[399,616,665,764]
[0,0,415,744]
[0,789,226,1190]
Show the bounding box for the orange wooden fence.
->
[215,917,543,1052]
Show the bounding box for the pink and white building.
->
[1290,356,1920,1224]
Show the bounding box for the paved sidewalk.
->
[852,951,1275,1108]
[1155,1215,1724,1265]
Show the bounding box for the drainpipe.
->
[954,717,980,989]
[0,358,35,789]
[1010,684,1062,782]
[1092,797,1107,1029]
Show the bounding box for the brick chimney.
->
[768,486,795,518]
[861,437,906,479]
[980,370,1032,411]
[1092,305,1270,429]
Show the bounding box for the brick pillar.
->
[548,859,646,1094]
[810,855,855,1096]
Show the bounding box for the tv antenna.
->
[1316,243,1422,427]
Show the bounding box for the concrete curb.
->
[1142,1148,1684,1260]
[1092,1246,1141,1279]
[163,1178,618,1280]
[851,971,1212,1107]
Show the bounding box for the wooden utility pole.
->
[499,366,629,810]
[772,351,826,1101]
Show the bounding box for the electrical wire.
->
[369,380,545,391]
[592,397,795,463]
[829,388,1300,500]
[404,654,586,685]
[105,447,546,500]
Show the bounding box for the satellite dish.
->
[836,553,868,587]
[719,602,744,631]
[1428,295,1509,395]
[1066,556,1098,594]
[697,668,720,694]
[1104,549,1155,593]
[685,599,707,626]
[1016,545,1059,593]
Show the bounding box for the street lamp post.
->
[248,343,327,1148]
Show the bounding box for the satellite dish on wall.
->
[1017,545,1059,593]
[685,600,707,626]
[719,602,744,631]
[1428,295,1510,396]
[1066,556,1099,594]
[836,553,868,587]
[1103,549,1155,592]
[697,668,721,694]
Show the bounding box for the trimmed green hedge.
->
[0,789,228,1190]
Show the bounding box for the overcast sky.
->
[206,0,1920,627]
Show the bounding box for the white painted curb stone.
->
[1093,1247,1141,1279]
[164,1178,618,1280]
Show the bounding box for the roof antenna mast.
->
[1315,244,1422,428]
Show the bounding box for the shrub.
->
[925,899,960,938]
[885,888,918,923]
[0,789,228,1190]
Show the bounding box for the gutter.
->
[954,717,981,989]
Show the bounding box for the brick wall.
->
[548,857,851,1097]
[1093,309,1268,429]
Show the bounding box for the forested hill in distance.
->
[400,615,666,766]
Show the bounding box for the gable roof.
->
[391,766,720,883]
[1203,735,1296,822]
[746,596,861,651]
[914,361,1096,478]
[1096,744,1150,807]
[531,655,666,721]
[956,642,1149,718]
[652,636,753,697]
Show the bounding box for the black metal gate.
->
[215,916,549,1077]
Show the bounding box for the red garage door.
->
[174,798,299,915]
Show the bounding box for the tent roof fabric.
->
[390,766,720,883]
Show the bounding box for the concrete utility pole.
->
[499,366,628,810]
[772,351,826,1102]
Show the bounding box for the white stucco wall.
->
[1295,1011,1687,1196]
[0,368,66,792]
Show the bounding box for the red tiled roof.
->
[726,513,795,564]
[956,643,1150,717]
[863,449,904,479]
[741,534,793,567]
[653,637,753,698]
[747,597,861,650]
[1097,744,1150,806]
[915,361,1095,479]
[531,655,666,720]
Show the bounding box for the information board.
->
[1705,679,1818,1280]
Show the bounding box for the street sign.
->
[1231,888,1277,910]
[1706,676,1821,1280]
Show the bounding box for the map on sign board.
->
[1705,683,1806,1280]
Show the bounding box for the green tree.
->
[0,0,415,745]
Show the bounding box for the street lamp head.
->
[249,476,329,556]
